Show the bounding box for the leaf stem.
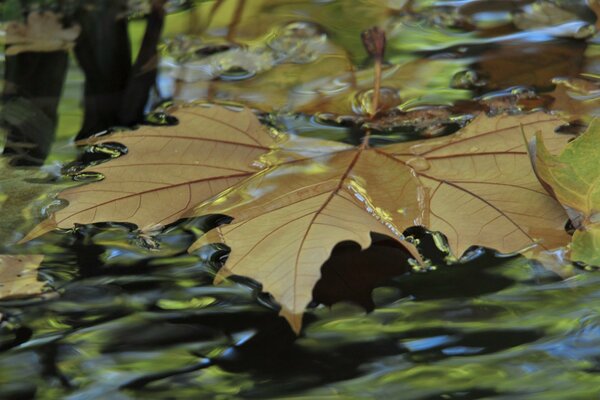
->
[362,128,372,148]
[372,56,382,119]
[360,27,386,119]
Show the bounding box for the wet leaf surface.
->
[24,106,572,332]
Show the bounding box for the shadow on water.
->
[0,221,543,398]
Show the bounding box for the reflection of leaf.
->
[548,76,600,121]
[513,2,578,31]
[0,255,45,299]
[171,32,354,113]
[475,40,586,90]
[0,158,75,245]
[536,120,600,265]
[25,106,571,332]
[386,21,477,53]
[3,12,80,56]
[292,59,471,116]
[165,22,335,83]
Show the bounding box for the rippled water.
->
[2,0,600,398]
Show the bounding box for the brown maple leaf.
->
[21,105,278,241]
[189,111,570,331]
[23,105,570,332]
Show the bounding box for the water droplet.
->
[251,160,267,169]
[409,258,436,273]
[346,178,404,238]
[352,87,401,116]
[89,143,127,158]
[267,127,286,141]
[431,231,453,257]
[195,44,234,58]
[73,172,104,182]
[146,112,179,126]
[406,157,431,172]
[268,21,327,64]
[575,24,596,39]
[220,66,256,81]
[451,69,486,89]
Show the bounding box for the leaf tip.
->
[188,228,225,254]
[281,310,304,335]
[18,219,57,244]
[213,268,231,285]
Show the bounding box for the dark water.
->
[2,0,600,398]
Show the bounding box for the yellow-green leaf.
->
[536,119,600,265]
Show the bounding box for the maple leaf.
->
[24,106,571,333]
[2,12,81,56]
[0,255,45,299]
[21,105,277,242]
[188,111,570,331]
[535,119,600,266]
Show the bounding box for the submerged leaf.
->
[25,106,571,332]
[0,255,45,299]
[536,119,600,265]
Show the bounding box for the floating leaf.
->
[189,112,570,333]
[0,255,45,299]
[24,106,571,332]
[21,105,277,242]
[536,119,600,265]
